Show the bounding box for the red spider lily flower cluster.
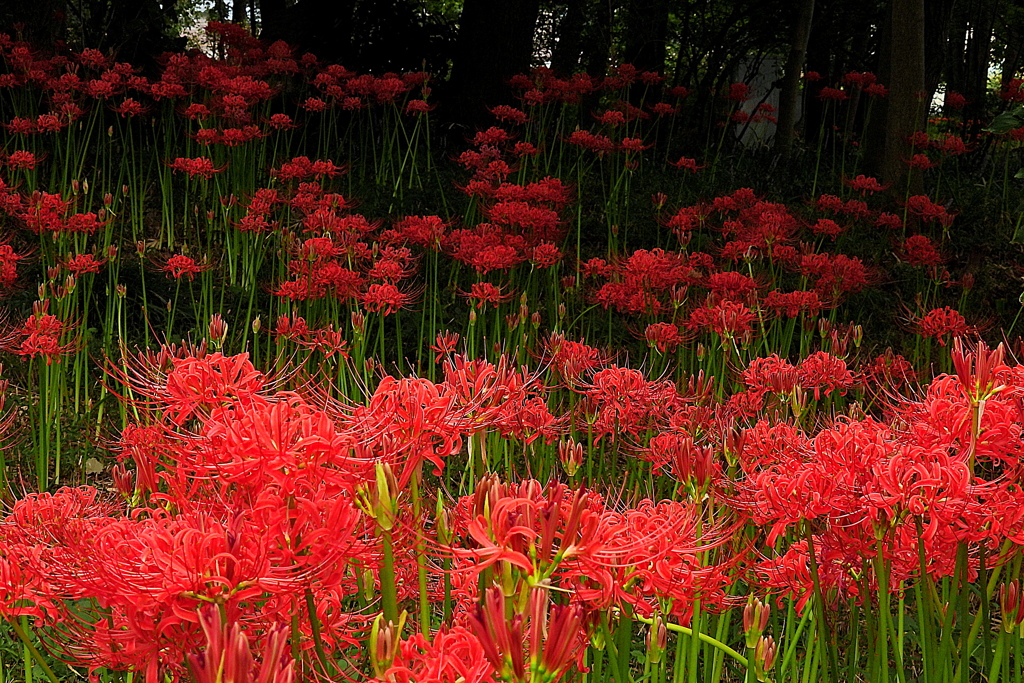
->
[0,240,25,291]
[167,156,226,179]
[6,301,77,363]
[160,253,210,280]
[916,306,974,344]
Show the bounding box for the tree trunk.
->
[923,0,957,105]
[258,0,289,41]
[1000,5,1024,87]
[622,0,669,73]
[963,0,995,125]
[878,0,927,193]
[551,0,588,75]
[583,0,613,79]
[775,0,815,154]
[447,0,541,127]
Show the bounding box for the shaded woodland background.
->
[1,0,1023,186]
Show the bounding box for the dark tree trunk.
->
[876,0,927,192]
[622,0,669,73]
[550,0,587,75]
[963,0,995,125]
[583,0,612,79]
[233,0,247,23]
[447,0,541,127]
[923,0,957,103]
[258,0,289,42]
[775,0,815,153]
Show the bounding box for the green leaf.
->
[985,106,1024,135]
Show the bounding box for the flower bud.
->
[208,314,228,346]
[743,596,770,648]
[645,615,668,664]
[754,635,776,681]
[558,438,584,477]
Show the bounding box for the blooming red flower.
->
[672,156,705,173]
[360,282,415,315]
[904,153,938,170]
[64,253,105,275]
[167,157,225,179]
[461,282,515,308]
[162,254,208,280]
[899,234,944,268]
[844,174,887,195]
[818,87,848,101]
[686,300,757,338]
[905,195,951,224]
[917,307,972,344]
[763,290,824,318]
[726,82,751,102]
[17,304,76,364]
[797,352,854,400]
[4,150,38,170]
[644,322,682,353]
[944,91,967,109]
[489,105,528,124]
[113,98,148,117]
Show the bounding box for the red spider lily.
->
[864,83,888,97]
[0,243,25,291]
[379,626,496,683]
[595,109,626,126]
[843,174,888,195]
[644,322,682,353]
[530,242,562,268]
[899,234,944,267]
[360,282,417,315]
[4,150,38,170]
[686,300,757,338]
[430,331,460,363]
[63,253,105,275]
[743,355,798,396]
[944,91,967,109]
[619,137,649,153]
[796,352,854,400]
[565,130,616,154]
[859,350,917,390]
[818,87,848,101]
[14,302,77,364]
[542,333,609,381]
[998,77,1024,103]
[161,254,210,280]
[672,156,705,172]
[916,307,973,344]
[725,82,751,102]
[875,212,904,230]
[489,105,529,124]
[461,282,515,308]
[469,586,587,683]
[167,157,226,179]
[266,113,296,130]
[112,98,150,117]
[706,270,758,301]
[762,290,825,318]
[187,606,293,683]
[270,156,344,181]
[904,153,939,170]
[578,365,681,438]
[649,102,679,116]
[646,432,716,485]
